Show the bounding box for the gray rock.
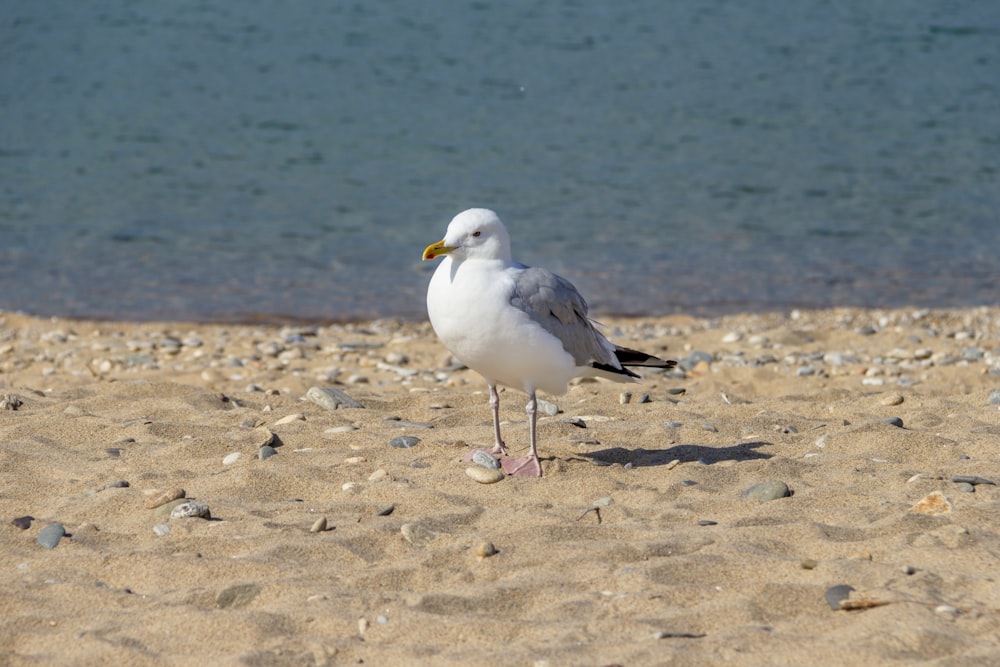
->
[679,351,713,371]
[951,475,996,486]
[389,435,420,449]
[12,516,33,530]
[37,523,66,549]
[306,386,364,410]
[472,450,501,469]
[152,524,171,536]
[880,416,904,428]
[216,583,261,609]
[170,501,212,520]
[376,504,395,516]
[742,480,791,502]
[956,482,976,493]
[664,421,683,428]
[824,584,855,610]
[987,389,1000,405]
[258,445,277,460]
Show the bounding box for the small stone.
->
[910,491,952,515]
[310,517,328,533]
[389,435,420,449]
[273,413,305,425]
[701,423,718,433]
[956,483,976,493]
[988,389,1000,405]
[97,480,130,492]
[880,393,905,406]
[593,496,613,508]
[376,615,389,625]
[561,417,586,428]
[466,466,505,484]
[619,392,632,404]
[358,618,369,635]
[12,516,33,530]
[537,399,560,416]
[880,416,904,428]
[401,523,435,546]
[222,452,241,465]
[37,523,66,549]
[216,583,261,609]
[722,332,743,343]
[342,456,367,465]
[665,387,686,396]
[152,524,170,536]
[796,366,816,377]
[376,504,395,516]
[105,448,123,458]
[472,450,501,469]
[901,565,917,575]
[742,480,791,502]
[697,519,717,526]
[825,584,855,610]
[800,558,818,570]
[368,469,388,482]
[325,425,358,434]
[170,501,212,520]
[935,604,960,618]
[258,445,277,460]
[306,386,364,410]
[637,394,651,404]
[476,541,498,558]
[143,488,186,509]
[664,420,683,428]
[951,475,996,486]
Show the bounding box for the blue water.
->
[2,1,998,322]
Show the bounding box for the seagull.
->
[422,208,676,477]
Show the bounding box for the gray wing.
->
[509,266,619,368]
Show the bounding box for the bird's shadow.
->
[578,441,773,468]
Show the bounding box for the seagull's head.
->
[422,208,512,262]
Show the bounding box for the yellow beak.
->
[422,240,456,260]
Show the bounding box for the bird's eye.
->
[472,231,481,237]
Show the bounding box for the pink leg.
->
[500,390,543,477]
[462,383,508,463]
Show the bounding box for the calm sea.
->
[2,1,998,322]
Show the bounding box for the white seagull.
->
[422,208,676,477]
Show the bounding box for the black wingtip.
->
[614,346,678,369]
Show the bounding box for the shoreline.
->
[2,305,999,664]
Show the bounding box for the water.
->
[2,1,998,322]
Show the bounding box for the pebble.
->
[476,541,498,558]
[12,516,33,530]
[222,452,241,465]
[389,435,420,449]
[170,501,212,520]
[665,387,686,396]
[376,504,395,516]
[537,399,560,416]
[879,417,904,428]
[987,389,1000,405]
[273,413,306,425]
[152,524,170,537]
[697,519,717,527]
[825,584,855,610]
[466,466,505,484]
[310,517,328,533]
[400,523,435,546]
[935,604,960,619]
[37,523,66,549]
[97,480,130,492]
[910,491,952,515]
[796,366,816,376]
[956,482,975,493]
[742,480,791,502]
[701,423,718,433]
[561,417,586,428]
[216,583,261,609]
[325,425,357,434]
[472,450,501,469]
[951,474,996,486]
[722,332,743,343]
[664,420,683,428]
[306,386,364,410]
[368,469,388,482]
[619,392,632,404]
[800,558,818,570]
[879,393,905,406]
[143,488,186,509]
[258,445,277,460]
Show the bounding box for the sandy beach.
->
[2,306,999,666]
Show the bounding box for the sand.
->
[1,307,999,666]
